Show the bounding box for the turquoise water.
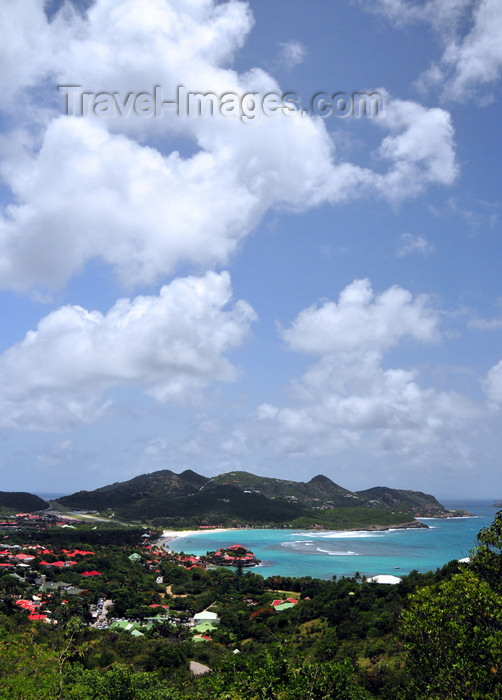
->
[170,501,498,580]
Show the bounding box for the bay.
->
[170,500,498,580]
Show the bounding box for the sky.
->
[0,0,501,499]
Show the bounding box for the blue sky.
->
[0,0,501,498]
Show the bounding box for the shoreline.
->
[158,528,242,551]
[151,512,487,579]
[155,511,479,553]
[156,520,428,553]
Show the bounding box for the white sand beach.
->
[159,528,240,551]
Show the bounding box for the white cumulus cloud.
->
[0,271,256,430]
[441,0,502,100]
[257,279,476,466]
[374,95,458,197]
[363,0,502,100]
[280,278,439,355]
[0,1,459,291]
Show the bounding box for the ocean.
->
[36,493,67,501]
[170,500,498,580]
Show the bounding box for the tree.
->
[399,514,502,698]
[199,649,370,699]
[0,622,60,698]
[471,510,502,592]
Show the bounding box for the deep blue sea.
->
[170,500,498,580]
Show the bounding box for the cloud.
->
[397,233,435,257]
[0,0,254,112]
[427,196,500,230]
[257,356,475,462]
[440,0,502,100]
[0,271,256,430]
[483,360,502,404]
[36,439,76,467]
[143,438,169,458]
[374,95,458,196]
[280,278,439,355]
[358,0,472,33]
[468,313,502,331]
[0,116,267,290]
[0,1,458,291]
[257,279,477,466]
[467,298,502,331]
[0,0,56,105]
[277,41,306,69]
[0,97,457,290]
[363,0,502,100]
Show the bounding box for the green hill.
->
[57,469,206,511]
[57,468,450,529]
[208,471,353,505]
[0,491,49,513]
[355,486,445,513]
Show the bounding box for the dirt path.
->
[166,585,188,598]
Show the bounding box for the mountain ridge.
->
[55,468,456,529]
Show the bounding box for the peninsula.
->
[52,468,470,531]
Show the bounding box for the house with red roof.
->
[177,555,201,567]
[62,549,94,556]
[271,598,299,607]
[148,604,169,609]
[10,553,36,562]
[16,599,38,613]
[206,546,260,568]
[40,560,77,567]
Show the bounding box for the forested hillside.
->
[0,491,49,513]
[57,468,456,529]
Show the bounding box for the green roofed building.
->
[40,581,72,592]
[274,602,296,611]
[109,620,146,635]
[145,613,171,623]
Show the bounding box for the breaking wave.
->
[316,547,358,556]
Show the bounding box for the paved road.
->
[92,598,113,628]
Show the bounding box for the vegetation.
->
[56,468,455,528]
[400,515,502,699]
[0,510,501,697]
[0,491,49,514]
